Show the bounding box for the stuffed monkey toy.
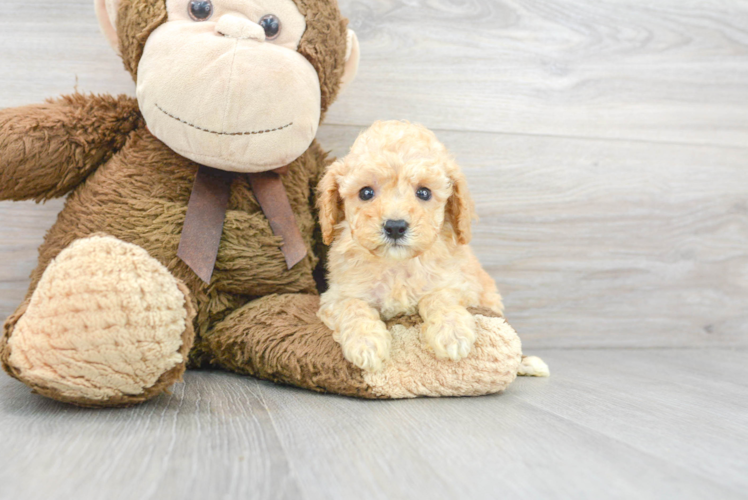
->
[0,0,524,407]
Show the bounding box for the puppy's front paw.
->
[422,309,477,362]
[339,323,391,372]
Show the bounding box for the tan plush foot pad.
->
[518,355,551,377]
[2,235,194,407]
[209,295,522,399]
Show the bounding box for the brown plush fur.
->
[206,294,376,398]
[0,94,141,202]
[204,294,506,399]
[6,115,329,369]
[117,0,167,80]
[292,0,350,116]
[0,0,350,406]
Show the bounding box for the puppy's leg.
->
[475,265,504,315]
[480,290,504,316]
[418,290,476,362]
[318,298,391,372]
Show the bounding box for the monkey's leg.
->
[203,295,523,399]
[1,235,195,407]
[517,355,550,377]
[204,293,378,398]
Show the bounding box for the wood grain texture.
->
[262,349,748,500]
[1,3,747,498]
[317,126,748,348]
[5,124,747,348]
[0,200,64,314]
[1,1,747,348]
[1,1,747,146]
[333,0,748,147]
[1,349,746,500]
[0,371,302,500]
[0,1,135,106]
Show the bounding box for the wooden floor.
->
[1,1,747,498]
[1,349,746,500]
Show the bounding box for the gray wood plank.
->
[333,0,748,147]
[0,199,64,313]
[316,126,748,348]
[0,1,135,106]
[0,371,302,500]
[2,1,747,147]
[508,348,748,494]
[255,349,748,500]
[5,349,743,500]
[1,1,747,348]
[3,125,747,348]
[1,3,746,499]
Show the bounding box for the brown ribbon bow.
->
[177,165,307,283]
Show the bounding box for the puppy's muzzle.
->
[383,219,409,241]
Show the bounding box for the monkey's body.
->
[0,0,525,407]
[15,99,324,304]
[0,93,346,405]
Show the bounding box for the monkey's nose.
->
[215,14,265,41]
[383,220,409,240]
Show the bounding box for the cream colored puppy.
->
[317,120,504,372]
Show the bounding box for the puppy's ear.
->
[317,160,345,245]
[446,162,476,245]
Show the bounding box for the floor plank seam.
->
[250,380,308,500]
[523,346,748,351]
[320,122,748,151]
[504,391,744,496]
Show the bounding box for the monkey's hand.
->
[0,93,141,202]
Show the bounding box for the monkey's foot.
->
[518,355,550,377]
[2,235,195,407]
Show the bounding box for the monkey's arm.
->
[0,93,141,202]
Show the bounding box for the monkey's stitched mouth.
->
[155,104,293,136]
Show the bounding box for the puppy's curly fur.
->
[317,121,504,372]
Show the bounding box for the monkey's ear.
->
[95,0,120,54]
[317,161,346,245]
[339,30,360,94]
[446,162,476,245]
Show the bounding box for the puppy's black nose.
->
[384,219,409,240]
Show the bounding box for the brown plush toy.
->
[0,0,526,407]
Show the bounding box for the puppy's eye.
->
[188,0,213,21]
[416,187,432,201]
[359,187,375,201]
[259,14,282,40]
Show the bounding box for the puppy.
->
[316,120,504,372]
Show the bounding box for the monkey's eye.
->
[359,187,375,201]
[259,14,282,40]
[188,0,213,21]
[416,187,432,201]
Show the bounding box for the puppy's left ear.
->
[446,162,476,245]
[317,160,345,245]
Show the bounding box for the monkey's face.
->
[136,0,323,173]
